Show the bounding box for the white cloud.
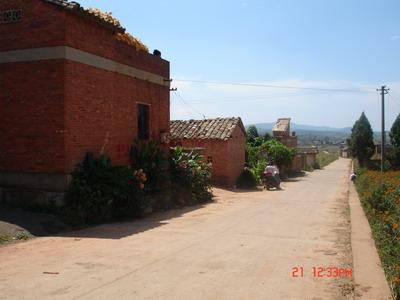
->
[170,78,400,130]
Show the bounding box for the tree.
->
[246,125,272,147]
[263,132,272,141]
[257,139,295,169]
[388,114,400,168]
[246,125,259,140]
[349,112,374,167]
[390,113,400,148]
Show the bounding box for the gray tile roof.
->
[170,117,245,141]
[42,0,125,32]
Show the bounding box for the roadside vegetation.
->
[0,235,11,245]
[62,142,212,225]
[0,232,30,246]
[355,169,400,299]
[316,151,339,169]
[237,125,295,188]
[350,112,400,299]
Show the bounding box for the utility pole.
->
[377,85,389,172]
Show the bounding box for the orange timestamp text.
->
[291,266,352,278]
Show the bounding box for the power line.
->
[171,93,199,119]
[173,91,206,119]
[388,92,400,107]
[173,91,328,104]
[174,78,374,93]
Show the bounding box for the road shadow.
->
[283,171,309,183]
[0,201,210,240]
[220,188,264,194]
[63,203,208,240]
[0,203,68,236]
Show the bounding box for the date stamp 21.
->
[291,266,352,278]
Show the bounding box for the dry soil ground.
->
[0,158,379,299]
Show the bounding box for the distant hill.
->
[248,122,352,134]
[245,122,352,146]
[246,122,389,146]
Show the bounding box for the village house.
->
[170,118,246,187]
[0,0,170,204]
[272,118,318,171]
[272,118,298,148]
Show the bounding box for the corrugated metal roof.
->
[170,117,245,141]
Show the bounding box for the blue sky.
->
[78,0,400,130]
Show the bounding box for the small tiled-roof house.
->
[170,118,246,187]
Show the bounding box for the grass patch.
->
[317,151,339,168]
[355,168,400,299]
[0,235,12,245]
[0,232,31,246]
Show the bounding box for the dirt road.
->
[0,159,354,299]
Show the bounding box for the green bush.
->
[65,153,145,224]
[251,158,267,184]
[170,147,212,205]
[130,140,169,193]
[236,168,258,189]
[257,139,295,170]
[304,165,314,172]
[312,161,321,170]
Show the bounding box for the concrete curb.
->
[349,181,393,299]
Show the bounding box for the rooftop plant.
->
[85,7,149,52]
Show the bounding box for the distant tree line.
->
[348,112,400,170]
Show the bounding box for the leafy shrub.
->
[387,148,400,170]
[251,158,267,184]
[65,153,145,224]
[236,168,258,189]
[170,147,212,205]
[257,139,295,170]
[304,164,314,172]
[130,141,169,193]
[312,161,321,170]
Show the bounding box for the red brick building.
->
[272,118,318,171]
[272,118,298,148]
[170,118,246,187]
[0,0,170,203]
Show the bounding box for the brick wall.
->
[226,126,246,186]
[64,60,170,170]
[0,60,65,173]
[172,126,246,187]
[64,12,169,78]
[0,0,170,186]
[0,0,67,52]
